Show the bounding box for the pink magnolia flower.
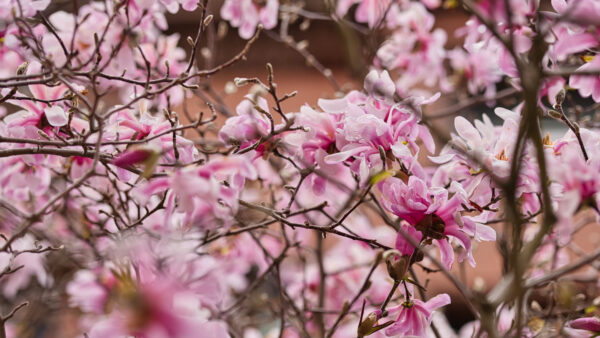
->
[378,176,494,269]
[548,24,598,63]
[66,270,111,314]
[284,103,349,195]
[219,95,271,148]
[42,6,114,68]
[529,239,570,277]
[570,56,600,102]
[86,276,229,338]
[430,109,522,208]
[449,18,504,99]
[0,0,49,20]
[0,26,26,78]
[134,33,189,105]
[364,69,396,101]
[6,62,75,135]
[323,71,437,183]
[105,103,198,165]
[221,0,279,39]
[219,94,288,159]
[133,156,256,231]
[0,155,52,202]
[0,234,52,298]
[130,0,198,13]
[549,129,600,244]
[552,136,600,203]
[375,2,450,95]
[286,229,395,325]
[384,293,451,337]
[158,0,199,13]
[70,156,94,180]
[551,0,600,26]
[337,0,404,29]
[474,0,538,25]
[459,305,519,337]
[539,76,566,106]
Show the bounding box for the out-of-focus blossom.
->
[568,317,600,333]
[221,0,279,39]
[570,57,600,102]
[0,0,49,20]
[0,235,52,298]
[384,294,451,337]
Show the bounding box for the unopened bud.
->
[296,40,309,50]
[203,14,213,26]
[249,84,266,97]
[531,300,542,312]
[224,81,237,94]
[217,21,228,39]
[548,109,562,120]
[300,19,310,31]
[111,147,155,168]
[572,121,580,133]
[37,129,51,140]
[201,47,211,59]
[234,77,249,87]
[383,250,409,281]
[555,88,566,106]
[378,145,386,163]
[473,276,486,292]
[16,61,28,75]
[187,36,195,47]
[357,311,382,337]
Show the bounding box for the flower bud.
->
[383,250,409,281]
[203,14,213,26]
[357,310,381,337]
[555,88,566,106]
[16,61,28,75]
[296,40,309,51]
[569,317,600,333]
[234,77,249,87]
[547,109,562,120]
[111,147,155,169]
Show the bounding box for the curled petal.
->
[44,106,68,127]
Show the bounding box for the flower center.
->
[415,214,446,240]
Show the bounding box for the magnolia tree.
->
[1,0,600,337]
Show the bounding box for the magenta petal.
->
[570,317,600,332]
[111,149,152,168]
[395,224,422,256]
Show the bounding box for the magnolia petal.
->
[44,105,68,127]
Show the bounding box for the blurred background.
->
[25,0,600,334]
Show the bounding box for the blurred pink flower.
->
[570,57,600,102]
[221,0,278,39]
[569,317,600,333]
[384,293,451,337]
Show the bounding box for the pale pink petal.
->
[44,105,68,127]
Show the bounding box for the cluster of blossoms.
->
[1,0,600,338]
